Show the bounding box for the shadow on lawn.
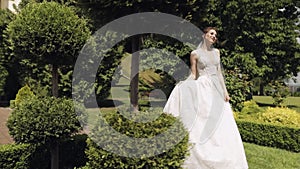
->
[256,101,299,109]
[256,102,275,107]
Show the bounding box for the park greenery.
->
[0,0,299,169]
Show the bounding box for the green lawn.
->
[253,96,300,112]
[244,142,300,169]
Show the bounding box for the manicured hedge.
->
[83,109,190,168]
[0,134,88,169]
[237,120,300,152]
[0,143,31,169]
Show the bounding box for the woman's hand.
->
[225,95,230,102]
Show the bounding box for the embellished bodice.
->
[192,48,220,77]
[189,48,228,98]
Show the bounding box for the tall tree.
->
[217,0,300,95]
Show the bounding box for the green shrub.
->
[0,143,31,169]
[225,69,252,112]
[270,81,290,107]
[84,109,189,168]
[240,100,263,114]
[28,134,88,169]
[0,135,88,169]
[237,120,300,152]
[259,107,300,128]
[12,85,35,108]
[59,134,88,169]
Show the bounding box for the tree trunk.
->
[259,83,265,96]
[50,142,59,169]
[130,36,141,112]
[52,64,59,97]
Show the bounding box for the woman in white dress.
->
[163,27,248,169]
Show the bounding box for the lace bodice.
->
[190,48,228,97]
[192,48,220,77]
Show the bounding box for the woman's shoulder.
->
[191,49,199,55]
[191,49,200,58]
[212,48,220,57]
[212,48,220,53]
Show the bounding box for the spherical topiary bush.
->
[83,109,190,168]
[6,95,85,169]
[7,96,82,144]
[240,100,263,114]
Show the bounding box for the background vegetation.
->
[0,0,299,169]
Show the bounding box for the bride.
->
[163,27,248,169]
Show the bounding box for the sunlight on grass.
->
[253,96,300,112]
[245,142,300,169]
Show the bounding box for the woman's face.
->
[204,29,217,44]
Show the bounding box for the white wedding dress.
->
[163,48,248,169]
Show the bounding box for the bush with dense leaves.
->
[0,135,88,169]
[0,144,31,169]
[83,109,190,168]
[7,96,83,144]
[237,119,299,152]
[224,69,252,112]
[259,107,300,128]
[11,85,34,108]
[6,1,90,98]
[240,100,263,115]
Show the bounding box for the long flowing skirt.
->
[163,75,248,169]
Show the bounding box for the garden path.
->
[0,107,13,144]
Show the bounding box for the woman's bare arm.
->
[190,52,198,80]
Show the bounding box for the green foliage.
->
[225,68,252,111]
[0,64,8,96]
[13,85,35,107]
[0,134,88,169]
[240,100,263,114]
[270,81,290,106]
[0,9,14,57]
[28,134,88,169]
[259,107,300,128]
[6,1,90,97]
[139,69,176,100]
[0,143,31,169]
[84,109,189,168]
[72,32,125,104]
[7,1,90,66]
[7,96,83,145]
[0,9,18,104]
[218,0,300,87]
[237,119,300,152]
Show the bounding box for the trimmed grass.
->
[253,96,300,112]
[244,142,300,169]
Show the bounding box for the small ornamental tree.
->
[6,1,90,97]
[7,95,84,169]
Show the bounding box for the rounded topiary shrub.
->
[240,100,263,114]
[259,107,300,127]
[83,108,189,168]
